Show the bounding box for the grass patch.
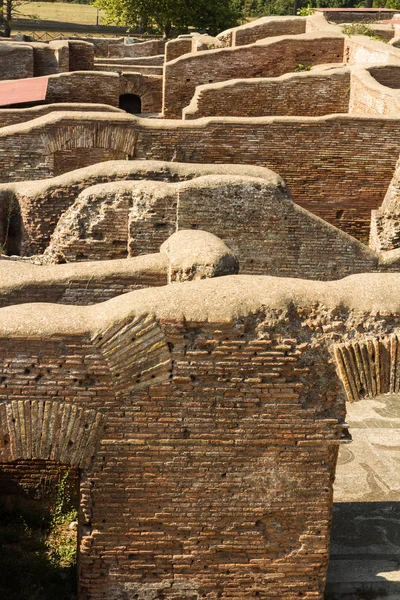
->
[15,2,110,26]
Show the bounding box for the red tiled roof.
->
[0,77,48,107]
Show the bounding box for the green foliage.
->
[94,0,240,36]
[341,21,387,41]
[297,4,314,14]
[295,62,311,70]
[0,470,78,600]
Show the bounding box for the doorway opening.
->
[119,93,142,114]
[326,393,400,599]
[0,461,80,600]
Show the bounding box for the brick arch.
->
[41,122,137,156]
[0,400,104,468]
[92,314,172,395]
[120,73,163,113]
[334,333,400,402]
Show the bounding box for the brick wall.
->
[0,255,167,306]
[349,67,400,116]
[109,39,165,59]
[1,274,400,598]
[164,34,344,118]
[68,40,94,71]
[120,73,163,113]
[45,71,120,106]
[165,38,193,62]
[1,112,397,241]
[4,160,272,256]
[217,16,307,47]
[0,44,33,80]
[41,175,379,279]
[345,36,400,66]
[0,104,121,128]
[183,69,350,119]
[53,148,129,176]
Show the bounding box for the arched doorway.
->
[328,338,400,599]
[119,93,142,114]
[0,461,79,600]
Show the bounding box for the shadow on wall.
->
[119,93,142,114]
[326,501,400,600]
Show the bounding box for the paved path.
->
[326,394,400,599]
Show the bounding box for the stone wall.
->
[109,39,165,59]
[219,15,307,47]
[1,113,400,241]
[2,160,272,255]
[0,255,168,306]
[163,34,344,118]
[183,69,350,119]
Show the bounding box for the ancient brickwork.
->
[183,69,350,119]
[349,67,400,116]
[45,71,120,106]
[93,63,163,76]
[53,148,129,176]
[0,104,121,128]
[216,16,306,47]
[0,274,399,598]
[120,73,163,113]
[165,38,193,62]
[67,40,94,71]
[345,35,400,66]
[42,175,379,278]
[0,44,33,80]
[109,39,165,59]
[163,35,344,118]
[1,113,397,241]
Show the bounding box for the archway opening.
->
[0,461,79,600]
[326,393,400,599]
[119,93,142,114]
[0,199,22,256]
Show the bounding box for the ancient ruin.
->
[2,8,400,599]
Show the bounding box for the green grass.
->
[16,2,110,26]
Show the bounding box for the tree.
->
[94,0,240,38]
[0,0,29,37]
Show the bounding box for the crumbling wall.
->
[183,69,350,119]
[218,15,307,47]
[163,34,344,118]
[3,160,271,255]
[42,175,378,279]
